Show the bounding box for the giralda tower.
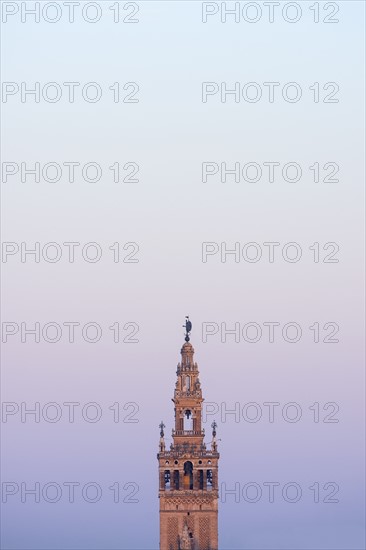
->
[157,318,219,550]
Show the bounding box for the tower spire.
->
[157,319,219,550]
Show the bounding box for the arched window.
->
[207,469,213,491]
[183,461,193,490]
[199,470,204,490]
[184,409,193,430]
[164,470,170,489]
[173,470,180,490]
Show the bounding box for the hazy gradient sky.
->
[1,1,365,549]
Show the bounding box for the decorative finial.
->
[211,420,219,451]
[159,421,166,452]
[183,316,192,342]
[159,421,165,437]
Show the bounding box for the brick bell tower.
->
[158,318,219,550]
